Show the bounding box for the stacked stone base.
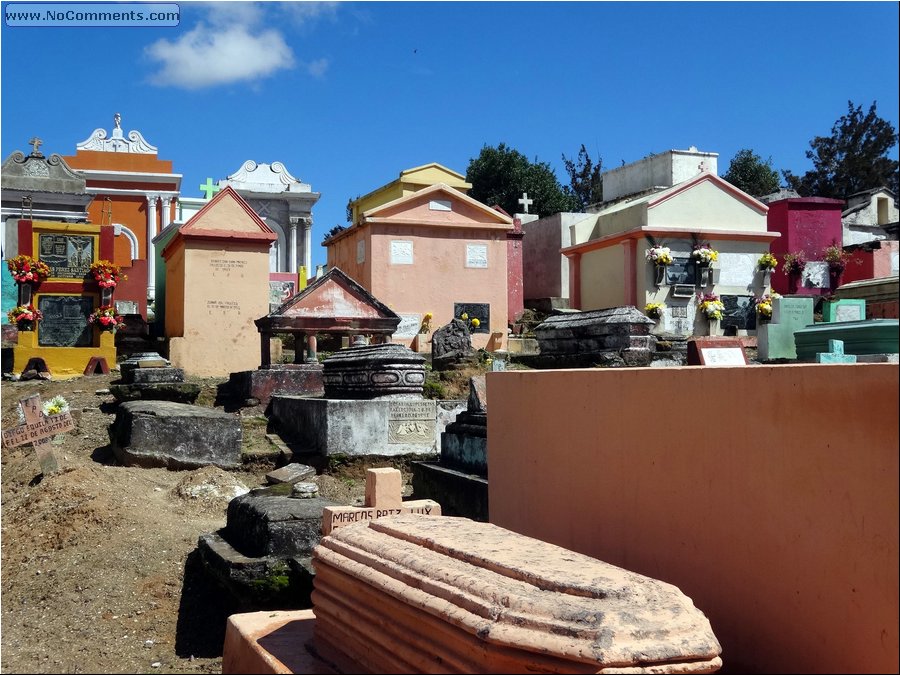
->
[226,364,324,407]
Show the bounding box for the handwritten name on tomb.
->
[1,413,75,449]
[322,501,441,535]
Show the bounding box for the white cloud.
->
[280,2,340,24]
[146,23,295,89]
[306,58,329,78]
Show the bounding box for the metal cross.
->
[28,137,43,156]
[518,192,533,214]
[199,177,220,200]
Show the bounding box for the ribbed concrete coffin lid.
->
[322,343,426,399]
[312,515,722,673]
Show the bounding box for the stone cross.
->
[816,339,857,364]
[321,468,441,536]
[1,394,75,475]
[28,137,43,156]
[199,177,220,200]
[518,192,533,214]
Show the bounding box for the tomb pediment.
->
[165,186,276,253]
[362,183,513,228]
[257,267,400,334]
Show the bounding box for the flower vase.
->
[17,320,34,332]
[17,282,34,306]
[101,287,114,306]
[787,272,800,294]
[828,268,844,290]
[708,318,720,336]
[653,265,666,286]
[761,269,772,287]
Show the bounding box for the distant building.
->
[842,187,898,245]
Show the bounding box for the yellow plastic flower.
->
[461,313,468,321]
[471,318,480,328]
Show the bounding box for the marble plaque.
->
[891,251,898,275]
[717,252,756,287]
[37,295,93,347]
[39,233,95,279]
[700,347,748,366]
[835,305,862,322]
[802,261,830,289]
[390,240,413,265]
[454,302,490,334]
[721,295,756,331]
[115,300,139,315]
[392,313,422,339]
[466,244,488,268]
[357,239,365,264]
[429,199,452,211]
[268,280,295,312]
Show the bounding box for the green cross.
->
[199,177,220,200]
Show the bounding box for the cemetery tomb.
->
[109,351,200,403]
[687,337,749,366]
[221,515,723,673]
[793,318,899,361]
[756,295,814,361]
[269,342,442,458]
[109,401,241,470]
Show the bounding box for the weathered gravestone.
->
[109,400,241,469]
[1,394,75,475]
[411,376,489,521]
[431,318,477,371]
[306,515,723,673]
[757,296,814,361]
[530,306,656,368]
[322,468,441,535]
[110,352,201,403]
[822,299,866,323]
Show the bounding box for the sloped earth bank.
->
[0,373,408,674]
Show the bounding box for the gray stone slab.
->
[109,400,241,469]
[224,489,339,558]
[468,376,487,413]
[128,367,185,384]
[109,382,200,404]
[265,463,316,485]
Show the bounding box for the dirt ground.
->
[0,372,412,674]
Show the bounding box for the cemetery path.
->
[0,373,386,675]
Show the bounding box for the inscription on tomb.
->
[37,295,93,347]
[392,314,422,339]
[835,305,862,322]
[209,258,246,272]
[39,233,95,279]
[206,300,240,312]
[700,347,748,366]
[388,400,435,444]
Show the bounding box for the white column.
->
[304,218,313,274]
[289,218,299,272]
[146,194,159,303]
[160,196,171,230]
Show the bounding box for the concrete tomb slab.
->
[757,296,814,361]
[266,463,316,485]
[109,400,241,469]
[794,318,899,360]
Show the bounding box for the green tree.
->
[722,149,781,198]
[466,143,579,218]
[562,144,603,209]
[783,100,899,198]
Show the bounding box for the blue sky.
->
[2,1,898,270]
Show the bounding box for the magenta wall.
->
[767,198,844,296]
[506,222,524,324]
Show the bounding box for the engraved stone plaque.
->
[390,240,413,265]
[465,244,488,268]
[388,400,435,444]
[37,295,93,347]
[392,314,422,339]
[39,233,94,279]
[717,252,756,287]
[802,261,830,289]
[700,347,748,366]
[835,304,862,322]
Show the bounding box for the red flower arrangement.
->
[7,255,50,284]
[89,260,127,289]
[7,303,43,328]
[88,305,125,332]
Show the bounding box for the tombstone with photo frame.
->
[453,302,490,334]
[720,294,757,335]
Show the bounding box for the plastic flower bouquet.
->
[7,255,50,284]
[757,252,778,271]
[697,292,725,321]
[754,293,780,320]
[823,244,851,274]
[88,305,124,332]
[645,246,673,266]
[419,311,433,334]
[42,395,70,416]
[89,260,127,288]
[6,303,43,328]
[458,312,481,331]
[644,302,665,320]
[691,244,719,265]
[782,251,807,276]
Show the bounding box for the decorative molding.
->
[222,160,312,194]
[75,127,158,154]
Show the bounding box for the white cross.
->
[518,192,533,214]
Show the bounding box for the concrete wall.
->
[649,180,767,232]
[522,213,591,300]
[579,245,624,309]
[487,364,899,674]
[602,149,718,202]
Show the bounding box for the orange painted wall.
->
[63,150,173,174]
[326,229,371,288]
[487,364,899,674]
[369,224,508,349]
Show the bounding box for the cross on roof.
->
[28,137,43,157]
[1,394,75,475]
[199,177,220,200]
[321,468,441,535]
[518,192,533,214]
